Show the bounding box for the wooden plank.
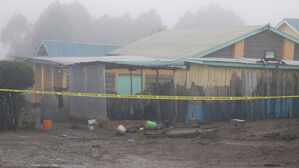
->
[33,64,40,103]
[173,69,178,121]
[41,64,49,90]
[62,70,68,88]
[51,66,58,88]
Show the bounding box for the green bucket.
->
[145,121,157,129]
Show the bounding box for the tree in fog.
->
[175,5,245,29]
[0,2,162,57]
[93,9,162,44]
[0,14,34,57]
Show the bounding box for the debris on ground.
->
[145,121,157,129]
[88,119,97,131]
[127,139,136,143]
[230,119,246,129]
[1,119,299,168]
[167,128,199,138]
[116,124,127,135]
[189,117,199,128]
[90,145,101,158]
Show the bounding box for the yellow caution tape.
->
[0,88,299,101]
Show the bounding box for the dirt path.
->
[0,119,299,168]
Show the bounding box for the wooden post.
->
[141,69,143,92]
[173,69,178,121]
[156,68,161,120]
[33,64,40,103]
[114,72,118,92]
[130,70,133,95]
[41,64,46,90]
[129,69,134,119]
[140,68,144,118]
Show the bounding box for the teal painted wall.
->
[117,76,141,95]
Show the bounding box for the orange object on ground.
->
[43,120,53,130]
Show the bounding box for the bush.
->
[0,61,34,129]
[0,61,34,89]
[20,112,37,129]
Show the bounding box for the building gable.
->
[199,26,299,61]
[36,44,48,56]
[276,22,299,39]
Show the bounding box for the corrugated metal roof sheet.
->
[37,40,122,57]
[109,25,265,59]
[27,55,184,68]
[186,57,299,69]
[284,18,299,33]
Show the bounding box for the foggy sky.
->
[1,0,299,58]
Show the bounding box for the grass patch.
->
[264,132,281,140]
[200,131,219,142]
[281,133,297,141]
[264,131,297,141]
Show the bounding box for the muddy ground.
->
[0,119,299,168]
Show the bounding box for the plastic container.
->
[145,121,157,129]
[128,139,136,143]
[43,120,53,131]
[91,145,101,157]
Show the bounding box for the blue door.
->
[117,76,141,95]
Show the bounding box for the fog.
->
[1,0,299,58]
[1,2,163,57]
[175,5,245,29]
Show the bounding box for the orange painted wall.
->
[282,38,295,60]
[233,40,244,58]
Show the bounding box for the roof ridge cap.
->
[41,40,123,47]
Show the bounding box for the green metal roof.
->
[109,25,265,59]
[110,25,299,61]
[36,40,122,57]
